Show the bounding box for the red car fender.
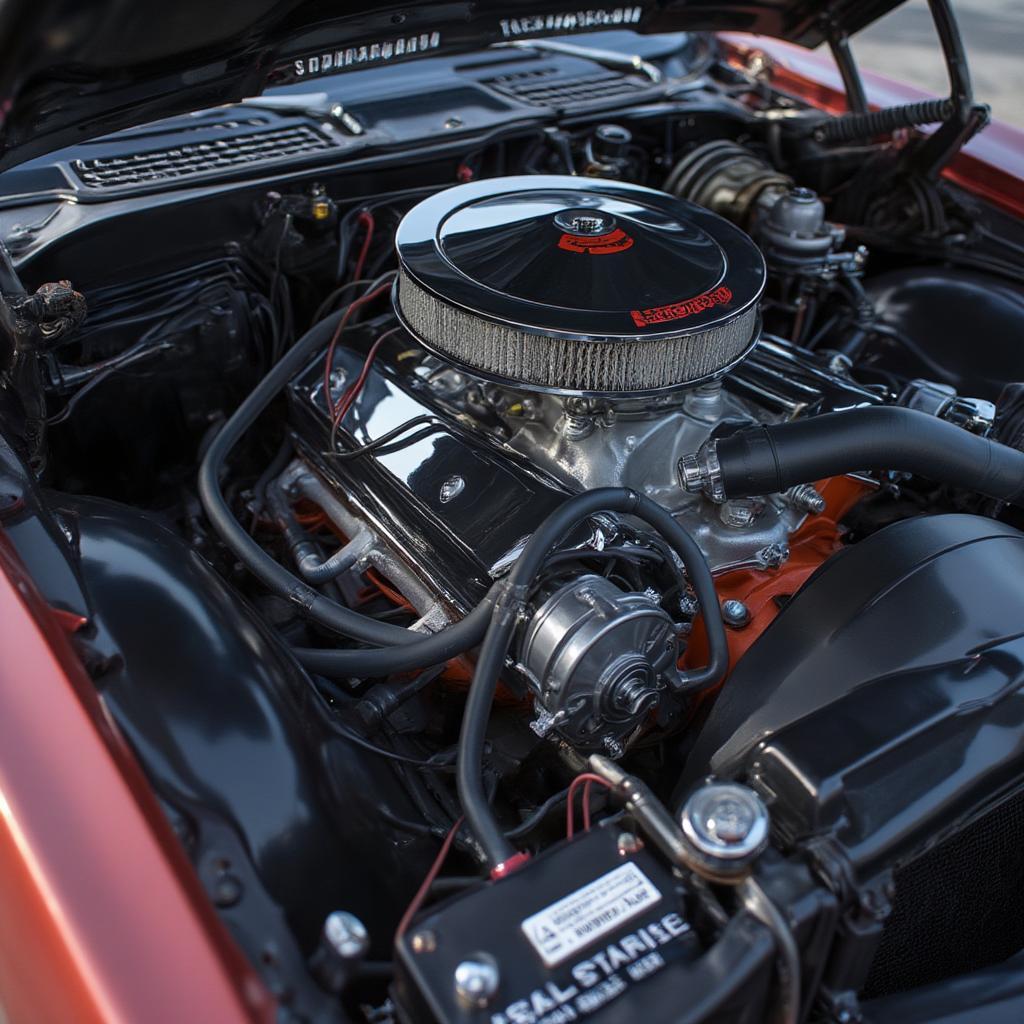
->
[0,531,273,1023]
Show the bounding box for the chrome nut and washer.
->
[680,781,769,881]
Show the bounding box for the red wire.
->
[320,279,393,424]
[396,816,464,940]
[352,211,375,282]
[331,328,390,430]
[566,773,613,839]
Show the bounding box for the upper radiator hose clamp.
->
[682,407,1024,510]
[678,439,726,503]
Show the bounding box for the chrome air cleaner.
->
[394,175,765,397]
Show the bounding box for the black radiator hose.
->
[683,407,1024,507]
[458,487,728,872]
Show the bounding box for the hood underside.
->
[0,0,906,171]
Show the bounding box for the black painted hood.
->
[0,0,906,170]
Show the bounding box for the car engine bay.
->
[4,20,1024,1024]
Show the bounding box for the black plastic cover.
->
[680,513,1024,882]
[867,267,1024,401]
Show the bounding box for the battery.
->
[393,823,703,1023]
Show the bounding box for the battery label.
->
[521,863,662,967]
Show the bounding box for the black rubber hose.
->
[812,98,954,144]
[197,309,423,646]
[714,407,1024,507]
[197,303,496,669]
[457,487,727,871]
[292,594,497,678]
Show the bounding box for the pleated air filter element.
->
[394,175,766,397]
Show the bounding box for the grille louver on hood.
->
[482,68,649,107]
[72,125,336,189]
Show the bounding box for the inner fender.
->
[52,494,436,1015]
[869,268,1024,400]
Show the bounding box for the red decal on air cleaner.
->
[558,228,634,255]
[630,285,733,328]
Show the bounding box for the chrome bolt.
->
[602,735,625,758]
[719,498,762,529]
[680,782,769,877]
[617,831,644,856]
[212,873,243,908]
[721,599,751,629]
[561,412,595,441]
[784,483,826,516]
[410,930,437,954]
[439,475,465,504]
[323,911,369,961]
[757,542,790,569]
[311,911,370,993]
[328,103,364,135]
[454,955,500,1008]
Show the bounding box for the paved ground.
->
[851,0,1024,129]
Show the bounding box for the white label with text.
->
[521,863,662,967]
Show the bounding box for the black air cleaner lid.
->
[394,175,765,396]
